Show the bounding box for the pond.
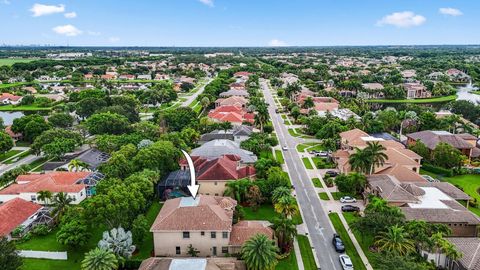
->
[0,111,25,126]
[456,81,480,104]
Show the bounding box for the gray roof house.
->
[199,125,253,145]
[191,139,257,164]
[219,89,250,98]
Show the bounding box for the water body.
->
[456,81,480,104]
[0,111,25,126]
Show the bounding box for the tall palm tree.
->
[241,234,279,270]
[200,96,210,115]
[37,190,53,205]
[52,192,73,221]
[374,225,416,256]
[364,141,388,175]
[68,159,89,172]
[348,148,370,174]
[272,217,297,253]
[254,104,269,132]
[271,187,291,204]
[81,248,118,270]
[274,195,299,219]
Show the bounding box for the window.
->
[222,247,229,254]
[211,232,216,238]
[176,246,181,255]
[31,195,36,201]
[80,192,83,196]
[215,193,219,196]
[214,181,218,186]
[222,232,228,239]
[183,232,190,239]
[201,231,205,236]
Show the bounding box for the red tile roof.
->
[0,198,41,236]
[0,93,22,102]
[208,106,254,124]
[0,172,90,195]
[180,155,255,181]
[229,221,275,246]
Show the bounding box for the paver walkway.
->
[19,250,68,260]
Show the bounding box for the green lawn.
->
[0,105,52,111]
[302,158,313,169]
[312,178,323,188]
[318,192,330,200]
[296,143,319,152]
[275,248,299,270]
[260,149,275,160]
[296,235,317,270]
[4,150,31,164]
[0,150,22,162]
[328,213,367,270]
[342,213,378,268]
[311,157,335,169]
[244,204,303,225]
[18,202,162,270]
[29,157,50,172]
[0,58,36,66]
[288,128,300,137]
[367,95,457,104]
[275,150,284,164]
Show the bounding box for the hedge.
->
[422,164,454,177]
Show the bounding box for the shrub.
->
[421,164,453,177]
[31,225,50,236]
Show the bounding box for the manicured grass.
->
[244,204,303,225]
[133,201,163,259]
[318,192,330,200]
[302,158,313,169]
[288,128,300,137]
[0,58,36,66]
[275,150,284,164]
[260,149,275,160]
[281,114,287,120]
[329,213,367,270]
[0,150,22,162]
[312,178,323,188]
[367,95,457,104]
[296,235,317,270]
[275,248,299,270]
[4,150,31,164]
[342,213,378,268]
[311,157,335,169]
[29,157,50,172]
[296,143,318,152]
[0,105,52,111]
[15,141,31,147]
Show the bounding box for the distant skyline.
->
[1,0,479,46]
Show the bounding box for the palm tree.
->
[348,148,370,174]
[68,159,89,172]
[254,104,269,132]
[241,234,279,270]
[271,187,291,204]
[52,192,73,221]
[364,141,388,175]
[81,248,118,270]
[374,225,416,256]
[200,96,210,115]
[272,217,297,253]
[274,195,299,219]
[224,179,251,203]
[220,121,232,139]
[37,190,53,205]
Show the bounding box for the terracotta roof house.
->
[0,198,42,240]
[228,220,274,254]
[407,130,480,159]
[234,72,252,78]
[366,175,479,237]
[101,74,115,80]
[161,155,256,197]
[0,172,93,204]
[150,195,273,257]
[5,125,22,141]
[0,93,23,105]
[208,105,254,125]
[119,74,136,80]
[333,129,423,182]
[138,257,246,270]
[403,82,431,99]
[215,96,248,108]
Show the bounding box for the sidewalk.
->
[19,250,67,260]
[293,237,305,270]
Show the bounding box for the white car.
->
[282,146,288,151]
[339,254,354,270]
[340,196,357,203]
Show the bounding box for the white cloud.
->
[87,31,101,36]
[108,37,120,43]
[377,11,426,28]
[268,39,287,47]
[64,12,77,18]
[52,24,82,36]
[199,0,214,7]
[30,3,65,17]
[439,8,463,17]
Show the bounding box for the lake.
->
[456,82,480,104]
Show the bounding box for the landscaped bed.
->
[243,204,303,225]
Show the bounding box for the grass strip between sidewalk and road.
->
[296,235,317,270]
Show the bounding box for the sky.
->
[1,0,479,46]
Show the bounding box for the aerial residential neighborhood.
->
[1,1,480,270]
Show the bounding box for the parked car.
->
[340,196,357,203]
[325,170,338,177]
[316,151,329,157]
[309,150,319,155]
[341,205,360,212]
[332,233,345,252]
[339,254,354,270]
[422,175,439,183]
[282,146,288,151]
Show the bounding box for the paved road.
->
[181,77,214,107]
[0,154,41,176]
[261,79,342,270]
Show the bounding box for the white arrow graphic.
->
[181,150,200,199]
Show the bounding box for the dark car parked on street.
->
[332,233,345,252]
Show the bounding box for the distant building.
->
[0,93,23,105]
[403,82,431,99]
